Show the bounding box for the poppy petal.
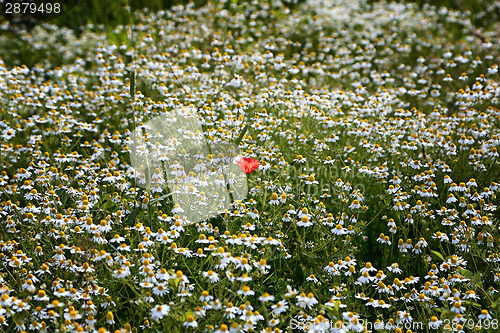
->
[236,157,261,174]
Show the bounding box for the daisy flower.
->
[151,304,170,321]
[258,292,275,302]
[269,192,280,205]
[235,257,252,272]
[296,292,318,309]
[152,283,169,296]
[294,155,307,163]
[297,216,313,227]
[203,270,219,283]
[183,315,198,328]
[237,285,255,296]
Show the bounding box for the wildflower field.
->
[0,0,500,332]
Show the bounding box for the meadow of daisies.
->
[0,0,499,332]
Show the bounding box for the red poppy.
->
[235,157,261,174]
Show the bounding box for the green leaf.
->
[472,272,483,288]
[460,269,474,279]
[60,192,69,206]
[95,193,109,207]
[334,300,340,313]
[465,300,482,309]
[320,305,334,312]
[134,187,144,202]
[178,311,194,322]
[430,249,445,262]
[150,192,173,204]
[235,124,249,145]
[125,208,140,226]
[304,252,318,259]
[98,194,118,213]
